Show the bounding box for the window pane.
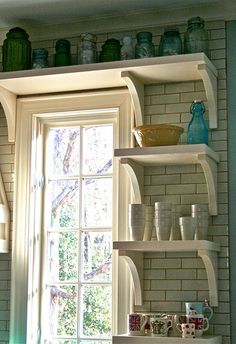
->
[82,285,112,337]
[82,178,112,228]
[82,232,112,282]
[48,128,80,176]
[47,232,79,282]
[44,285,77,338]
[48,180,80,228]
[82,126,113,175]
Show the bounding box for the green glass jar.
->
[184,17,209,56]
[99,39,121,62]
[159,27,182,56]
[2,27,31,72]
[55,39,71,67]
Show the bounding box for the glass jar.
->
[184,17,208,56]
[121,36,135,60]
[158,27,182,56]
[2,27,31,72]
[32,48,49,68]
[55,39,71,67]
[99,38,121,62]
[78,33,97,64]
[135,32,155,59]
[187,100,208,145]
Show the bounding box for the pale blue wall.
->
[227,20,236,342]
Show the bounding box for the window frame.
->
[10,89,133,344]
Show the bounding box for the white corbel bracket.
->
[198,153,218,215]
[121,71,144,126]
[119,250,143,306]
[198,63,218,129]
[198,249,218,307]
[0,85,16,142]
[120,158,144,204]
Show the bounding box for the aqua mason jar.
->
[55,39,71,67]
[184,16,209,56]
[187,100,208,145]
[135,32,155,59]
[2,27,31,72]
[159,27,182,56]
[78,33,97,64]
[121,36,135,60]
[32,48,49,68]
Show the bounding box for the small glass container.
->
[99,38,121,62]
[2,27,31,71]
[187,100,208,145]
[121,36,135,60]
[55,39,71,67]
[32,48,49,69]
[184,16,209,56]
[159,27,182,56]
[135,32,155,59]
[78,33,97,64]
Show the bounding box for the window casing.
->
[10,90,132,344]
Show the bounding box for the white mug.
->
[128,313,148,336]
[150,316,172,337]
[187,314,209,337]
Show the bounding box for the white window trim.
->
[10,89,133,344]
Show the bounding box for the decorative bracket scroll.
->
[119,250,143,305]
[0,85,16,142]
[198,63,218,129]
[121,71,144,126]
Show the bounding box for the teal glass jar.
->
[187,100,208,145]
[32,48,49,68]
[159,27,182,56]
[184,17,209,56]
[135,32,155,59]
[55,39,71,67]
[2,27,31,72]
[121,36,135,60]
[99,39,121,62]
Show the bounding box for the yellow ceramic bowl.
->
[133,124,184,147]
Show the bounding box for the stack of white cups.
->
[191,204,209,240]
[143,205,154,241]
[154,202,172,240]
[128,203,145,241]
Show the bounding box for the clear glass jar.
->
[187,100,208,145]
[184,16,208,56]
[2,27,31,71]
[121,36,135,60]
[32,48,49,68]
[158,27,182,56]
[78,33,97,64]
[135,32,155,59]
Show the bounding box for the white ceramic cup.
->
[150,316,172,337]
[128,313,148,336]
[187,314,209,337]
[177,322,195,338]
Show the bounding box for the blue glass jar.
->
[135,32,155,59]
[121,36,135,60]
[159,27,182,56]
[184,17,209,56]
[32,48,48,68]
[187,101,208,145]
[78,33,97,64]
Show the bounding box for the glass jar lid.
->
[6,27,29,39]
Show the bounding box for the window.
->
[10,90,132,344]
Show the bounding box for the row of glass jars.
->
[2,16,208,71]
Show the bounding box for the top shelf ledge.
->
[0,53,217,142]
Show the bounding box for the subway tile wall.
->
[0,19,229,343]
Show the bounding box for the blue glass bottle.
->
[187,101,208,145]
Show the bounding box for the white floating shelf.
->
[114,144,219,215]
[113,335,222,344]
[113,240,220,307]
[0,53,217,142]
